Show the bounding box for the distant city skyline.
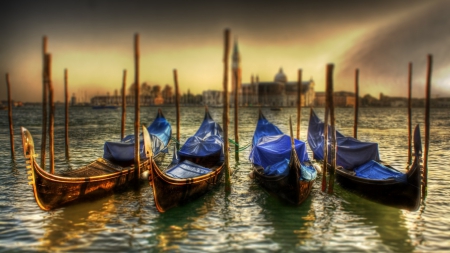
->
[1,1,450,103]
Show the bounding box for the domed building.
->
[207,40,315,108]
[241,68,315,107]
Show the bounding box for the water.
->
[1,106,449,252]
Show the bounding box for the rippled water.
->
[0,106,449,252]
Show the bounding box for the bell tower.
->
[232,39,241,101]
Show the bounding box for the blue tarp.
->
[263,158,317,181]
[165,160,212,179]
[307,110,380,169]
[249,134,309,168]
[103,109,171,163]
[354,160,407,182]
[178,110,224,158]
[249,113,316,181]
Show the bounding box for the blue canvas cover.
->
[165,160,212,179]
[251,115,284,147]
[103,109,171,163]
[307,110,380,169]
[249,112,315,180]
[354,160,407,183]
[249,134,309,169]
[178,110,224,158]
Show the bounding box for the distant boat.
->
[92,104,119,109]
[270,107,282,111]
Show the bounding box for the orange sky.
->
[1,1,449,102]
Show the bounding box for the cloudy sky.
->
[1,0,449,102]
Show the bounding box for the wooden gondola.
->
[249,110,317,205]
[148,107,225,213]
[307,109,423,211]
[21,109,171,211]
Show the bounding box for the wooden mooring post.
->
[121,69,127,141]
[64,69,70,159]
[223,29,231,192]
[6,73,15,159]
[423,55,432,199]
[407,62,413,165]
[173,69,181,151]
[321,108,329,192]
[297,69,302,140]
[46,54,55,174]
[353,68,359,139]
[41,36,48,169]
[326,64,336,194]
[134,33,141,184]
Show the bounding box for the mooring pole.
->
[354,68,359,139]
[297,69,302,140]
[134,33,141,184]
[64,69,70,159]
[322,107,329,193]
[407,62,413,165]
[47,54,55,174]
[223,29,231,193]
[41,36,48,169]
[6,73,15,159]
[173,69,181,151]
[233,60,240,162]
[327,64,336,194]
[121,69,127,141]
[423,55,432,199]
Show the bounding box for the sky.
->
[1,0,449,103]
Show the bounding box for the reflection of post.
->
[297,69,302,140]
[223,29,231,192]
[407,63,412,165]
[47,54,55,174]
[134,34,140,184]
[423,55,432,198]
[64,69,70,159]
[354,69,359,139]
[326,64,336,194]
[121,69,127,140]
[41,36,48,169]
[6,73,15,159]
[173,69,180,151]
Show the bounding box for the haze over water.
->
[0,106,449,252]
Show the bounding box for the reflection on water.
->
[0,106,449,252]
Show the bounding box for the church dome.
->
[274,68,287,83]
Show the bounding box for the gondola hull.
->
[149,159,224,212]
[252,166,314,205]
[21,109,170,211]
[27,159,150,210]
[250,111,317,205]
[335,161,422,211]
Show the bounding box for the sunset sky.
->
[1,0,449,103]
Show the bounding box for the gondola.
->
[248,110,317,205]
[148,107,225,212]
[21,109,171,211]
[307,109,422,211]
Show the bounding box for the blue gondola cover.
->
[307,110,380,169]
[178,110,224,158]
[249,134,309,169]
[354,160,407,182]
[103,110,171,163]
[165,160,212,179]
